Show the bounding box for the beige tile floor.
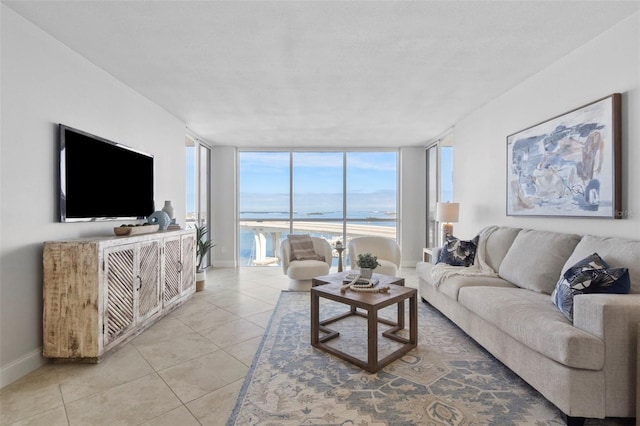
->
[0,266,418,426]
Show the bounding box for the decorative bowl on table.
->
[113,224,159,236]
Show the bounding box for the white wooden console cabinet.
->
[43,229,196,361]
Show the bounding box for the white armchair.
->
[348,236,401,277]
[280,236,332,291]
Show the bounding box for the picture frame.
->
[506,93,621,218]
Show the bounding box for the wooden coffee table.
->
[312,272,407,326]
[310,273,417,373]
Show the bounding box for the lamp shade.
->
[436,202,459,223]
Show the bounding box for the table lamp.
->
[436,202,459,243]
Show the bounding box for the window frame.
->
[186,135,212,268]
[425,132,454,249]
[237,148,399,267]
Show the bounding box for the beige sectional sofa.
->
[417,226,640,422]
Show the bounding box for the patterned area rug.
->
[228,292,631,425]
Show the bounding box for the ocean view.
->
[238,209,397,266]
[188,150,401,266]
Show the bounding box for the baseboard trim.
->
[0,347,47,389]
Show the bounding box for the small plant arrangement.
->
[357,253,380,270]
[195,224,215,272]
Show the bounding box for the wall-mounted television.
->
[59,124,155,222]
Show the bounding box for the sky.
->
[187,149,451,215]
[440,147,453,201]
[239,151,397,192]
[238,151,398,215]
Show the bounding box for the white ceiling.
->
[5,1,639,148]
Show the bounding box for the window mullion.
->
[342,151,347,241]
[289,151,293,235]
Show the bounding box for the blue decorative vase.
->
[147,211,170,231]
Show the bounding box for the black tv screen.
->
[59,124,155,222]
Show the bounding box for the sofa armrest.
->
[573,293,640,416]
[573,294,640,337]
[430,247,441,264]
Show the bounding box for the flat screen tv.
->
[59,124,155,222]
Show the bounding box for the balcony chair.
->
[280,235,332,291]
[348,236,401,277]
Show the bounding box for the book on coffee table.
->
[343,273,379,286]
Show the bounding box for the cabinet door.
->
[137,240,161,322]
[163,237,182,306]
[104,244,135,346]
[180,233,196,294]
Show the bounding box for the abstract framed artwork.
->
[507,93,621,218]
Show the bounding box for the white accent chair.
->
[348,236,401,277]
[280,237,332,291]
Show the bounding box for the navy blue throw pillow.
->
[551,253,630,321]
[437,235,479,267]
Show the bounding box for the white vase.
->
[360,268,373,279]
[162,200,174,219]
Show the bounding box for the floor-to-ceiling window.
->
[238,152,290,266]
[426,133,454,248]
[186,135,211,267]
[186,143,196,226]
[345,152,397,257]
[291,151,344,249]
[238,150,398,267]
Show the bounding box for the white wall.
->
[0,6,186,387]
[211,146,237,267]
[399,146,426,266]
[454,13,640,240]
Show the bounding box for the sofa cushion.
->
[552,253,631,321]
[459,287,605,370]
[562,235,640,294]
[483,226,521,272]
[417,261,518,301]
[437,235,479,267]
[438,275,517,301]
[498,229,581,294]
